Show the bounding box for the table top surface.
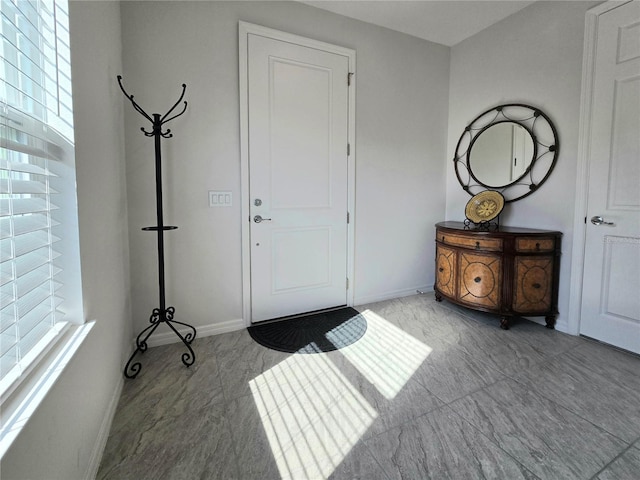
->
[436,221,562,236]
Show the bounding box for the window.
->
[0,0,82,396]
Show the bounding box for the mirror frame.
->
[453,103,559,203]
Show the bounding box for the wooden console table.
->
[434,221,561,329]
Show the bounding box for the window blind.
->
[1,0,79,391]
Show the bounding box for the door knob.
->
[590,215,614,226]
[254,215,272,223]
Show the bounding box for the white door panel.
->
[580,1,640,354]
[248,33,350,322]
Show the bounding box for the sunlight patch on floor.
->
[249,308,432,478]
[250,353,377,480]
[337,309,432,400]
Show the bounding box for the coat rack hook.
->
[161,83,188,124]
[117,75,153,123]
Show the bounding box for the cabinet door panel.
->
[513,257,553,313]
[436,245,457,298]
[458,252,502,309]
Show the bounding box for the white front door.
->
[246,31,351,323]
[579,1,640,353]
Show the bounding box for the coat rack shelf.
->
[118,75,197,379]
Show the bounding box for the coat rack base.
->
[123,307,197,379]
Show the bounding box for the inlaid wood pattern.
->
[434,222,561,329]
[435,245,457,298]
[513,257,553,312]
[441,233,503,252]
[516,237,555,252]
[458,252,502,308]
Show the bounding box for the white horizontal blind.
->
[1,0,73,140]
[1,0,80,391]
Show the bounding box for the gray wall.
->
[1,1,601,477]
[446,1,597,332]
[1,2,131,478]
[120,1,451,337]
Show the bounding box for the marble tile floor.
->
[97,294,640,480]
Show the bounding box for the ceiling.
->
[301,1,536,47]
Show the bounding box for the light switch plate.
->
[209,191,232,207]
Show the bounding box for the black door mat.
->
[248,307,367,354]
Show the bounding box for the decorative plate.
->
[465,190,505,223]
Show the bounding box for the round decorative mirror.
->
[454,104,559,202]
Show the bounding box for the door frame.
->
[238,21,357,326]
[567,1,631,336]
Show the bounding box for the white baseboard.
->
[521,316,570,335]
[84,374,124,480]
[144,318,246,348]
[552,319,570,335]
[354,285,432,307]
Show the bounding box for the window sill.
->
[0,321,95,459]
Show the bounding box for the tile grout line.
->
[588,441,640,480]
[507,349,639,448]
[97,295,640,479]
[438,401,543,480]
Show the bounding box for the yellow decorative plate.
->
[465,190,505,223]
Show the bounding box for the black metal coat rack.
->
[118,75,197,379]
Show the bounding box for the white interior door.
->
[247,32,350,323]
[579,1,640,354]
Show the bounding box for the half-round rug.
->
[248,307,367,354]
